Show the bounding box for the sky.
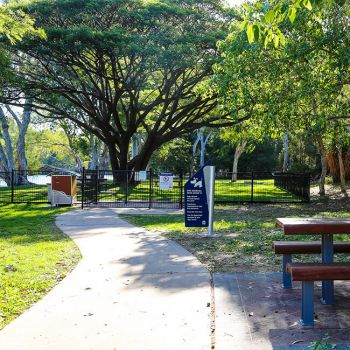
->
[227,0,245,5]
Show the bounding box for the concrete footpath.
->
[2,208,346,350]
[0,209,212,350]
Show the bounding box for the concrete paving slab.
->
[0,209,211,350]
[214,272,350,349]
[73,207,183,217]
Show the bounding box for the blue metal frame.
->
[321,234,334,305]
[301,280,314,326]
[282,254,292,288]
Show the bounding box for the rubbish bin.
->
[51,175,77,205]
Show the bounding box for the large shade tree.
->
[0,1,44,183]
[214,1,349,194]
[4,0,241,172]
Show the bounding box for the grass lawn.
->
[0,178,302,204]
[0,185,49,203]
[120,196,350,272]
[93,178,300,203]
[0,204,81,329]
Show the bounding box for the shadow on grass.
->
[121,198,350,272]
[0,204,71,244]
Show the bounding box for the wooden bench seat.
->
[286,263,350,326]
[272,241,350,288]
[287,263,350,281]
[273,241,350,254]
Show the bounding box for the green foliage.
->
[0,4,45,44]
[310,334,335,350]
[214,1,350,176]
[150,137,193,174]
[3,0,234,171]
[220,119,267,155]
[239,0,347,48]
[25,127,79,169]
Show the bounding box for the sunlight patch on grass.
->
[120,200,350,272]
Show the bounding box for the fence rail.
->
[0,169,310,207]
[81,169,184,209]
[215,172,310,203]
[0,169,77,204]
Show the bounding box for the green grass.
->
[0,204,81,329]
[215,179,299,202]
[94,178,300,203]
[0,179,301,204]
[120,197,350,272]
[0,185,48,203]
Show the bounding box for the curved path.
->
[0,209,212,350]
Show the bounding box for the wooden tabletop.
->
[276,218,350,235]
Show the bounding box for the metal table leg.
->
[321,233,334,305]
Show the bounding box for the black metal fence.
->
[0,169,310,208]
[273,172,310,202]
[0,169,76,204]
[215,172,310,204]
[81,169,183,209]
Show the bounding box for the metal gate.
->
[81,169,183,209]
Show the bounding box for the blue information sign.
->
[184,162,212,227]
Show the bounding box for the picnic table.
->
[276,217,350,305]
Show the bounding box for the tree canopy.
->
[3,0,239,172]
[214,0,350,192]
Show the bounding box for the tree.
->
[221,120,265,180]
[282,132,289,172]
[215,2,349,194]
[0,1,45,184]
[149,137,193,175]
[192,128,212,171]
[239,0,348,48]
[0,2,44,44]
[4,0,240,173]
[0,100,32,184]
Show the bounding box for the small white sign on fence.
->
[159,173,174,190]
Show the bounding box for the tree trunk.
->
[191,131,201,175]
[99,144,110,169]
[200,132,211,167]
[14,103,31,185]
[89,134,99,170]
[108,143,120,174]
[131,134,159,172]
[0,106,16,184]
[337,145,348,196]
[317,136,327,196]
[232,141,247,182]
[131,134,142,159]
[282,132,289,172]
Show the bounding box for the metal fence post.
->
[81,167,85,209]
[125,170,129,205]
[11,169,14,203]
[95,168,99,205]
[251,171,254,203]
[149,169,153,209]
[179,171,183,209]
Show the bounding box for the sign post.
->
[184,162,215,236]
[207,165,215,237]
